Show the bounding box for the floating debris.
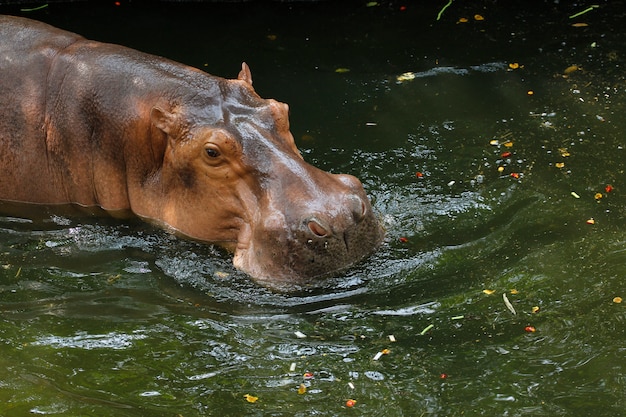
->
[503,293,516,315]
[397,72,416,82]
[420,324,434,335]
[569,5,599,19]
[244,394,259,403]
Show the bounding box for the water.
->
[1,1,625,415]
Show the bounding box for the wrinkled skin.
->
[0,16,384,289]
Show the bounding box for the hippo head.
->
[143,64,384,289]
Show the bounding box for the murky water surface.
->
[1,1,625,416]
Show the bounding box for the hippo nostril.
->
[307,219,330,238]
[347,194,367,222]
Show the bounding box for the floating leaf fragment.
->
[613,297,623,303]
[594,193,603,200]
[564,65,579,74]
[510,172,520,179]
[524,326,536,333]
[397,72,416,82]
[419,324,434,335]
[531,306,540,313]
[440,373,448,379]
[571,22,589,27]
[586,218,595,225]
[497,166,505,173]
[381,348,391,355]
[365,1,379,6]
[489,139,499,146]
[298,384,307,395]
[571,191,580,199]
[457,17,469,23]
[503,293,517,315]
[436,0,453,21]
[483,289,496,295]
[346,399,357,408]
[294,331,307,339]
[474,14,484,21]
[451,315,465,320]
[569,5,599,19]
[399,237,409,243]
[335,68,351,74]
[303,372,314,380]
[503,141,514,148]
[508,63,520,69]
[266,34,278,41]
[510,289,519,294]
[501,151,512,158]
[555,162,565,169]
[415,171,424,178]
[244,394,259,403]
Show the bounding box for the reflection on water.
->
[1,1,626,416]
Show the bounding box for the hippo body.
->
[0,16,383,288]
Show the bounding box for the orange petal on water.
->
[298,384,307,395]
[483,289,496,295]
[346,399,357,408]
[605,184,614,193]
[613,297,623,303]
[474,14,484,20]
[524,326,536,333]
[244,394,259,403]
[586,218,595,225]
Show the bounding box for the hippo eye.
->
[205,147,221,158]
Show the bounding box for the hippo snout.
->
[304,191,369,240]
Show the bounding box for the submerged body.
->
[0,16,384,289]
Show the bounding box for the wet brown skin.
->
[0,16,384,289]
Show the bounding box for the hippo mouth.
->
[232,210,384,289]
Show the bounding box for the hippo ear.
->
[151,107,177,135]
[237,62,253,86]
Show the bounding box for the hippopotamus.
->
[0,15,384,289]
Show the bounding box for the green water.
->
[1,1,625,416]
